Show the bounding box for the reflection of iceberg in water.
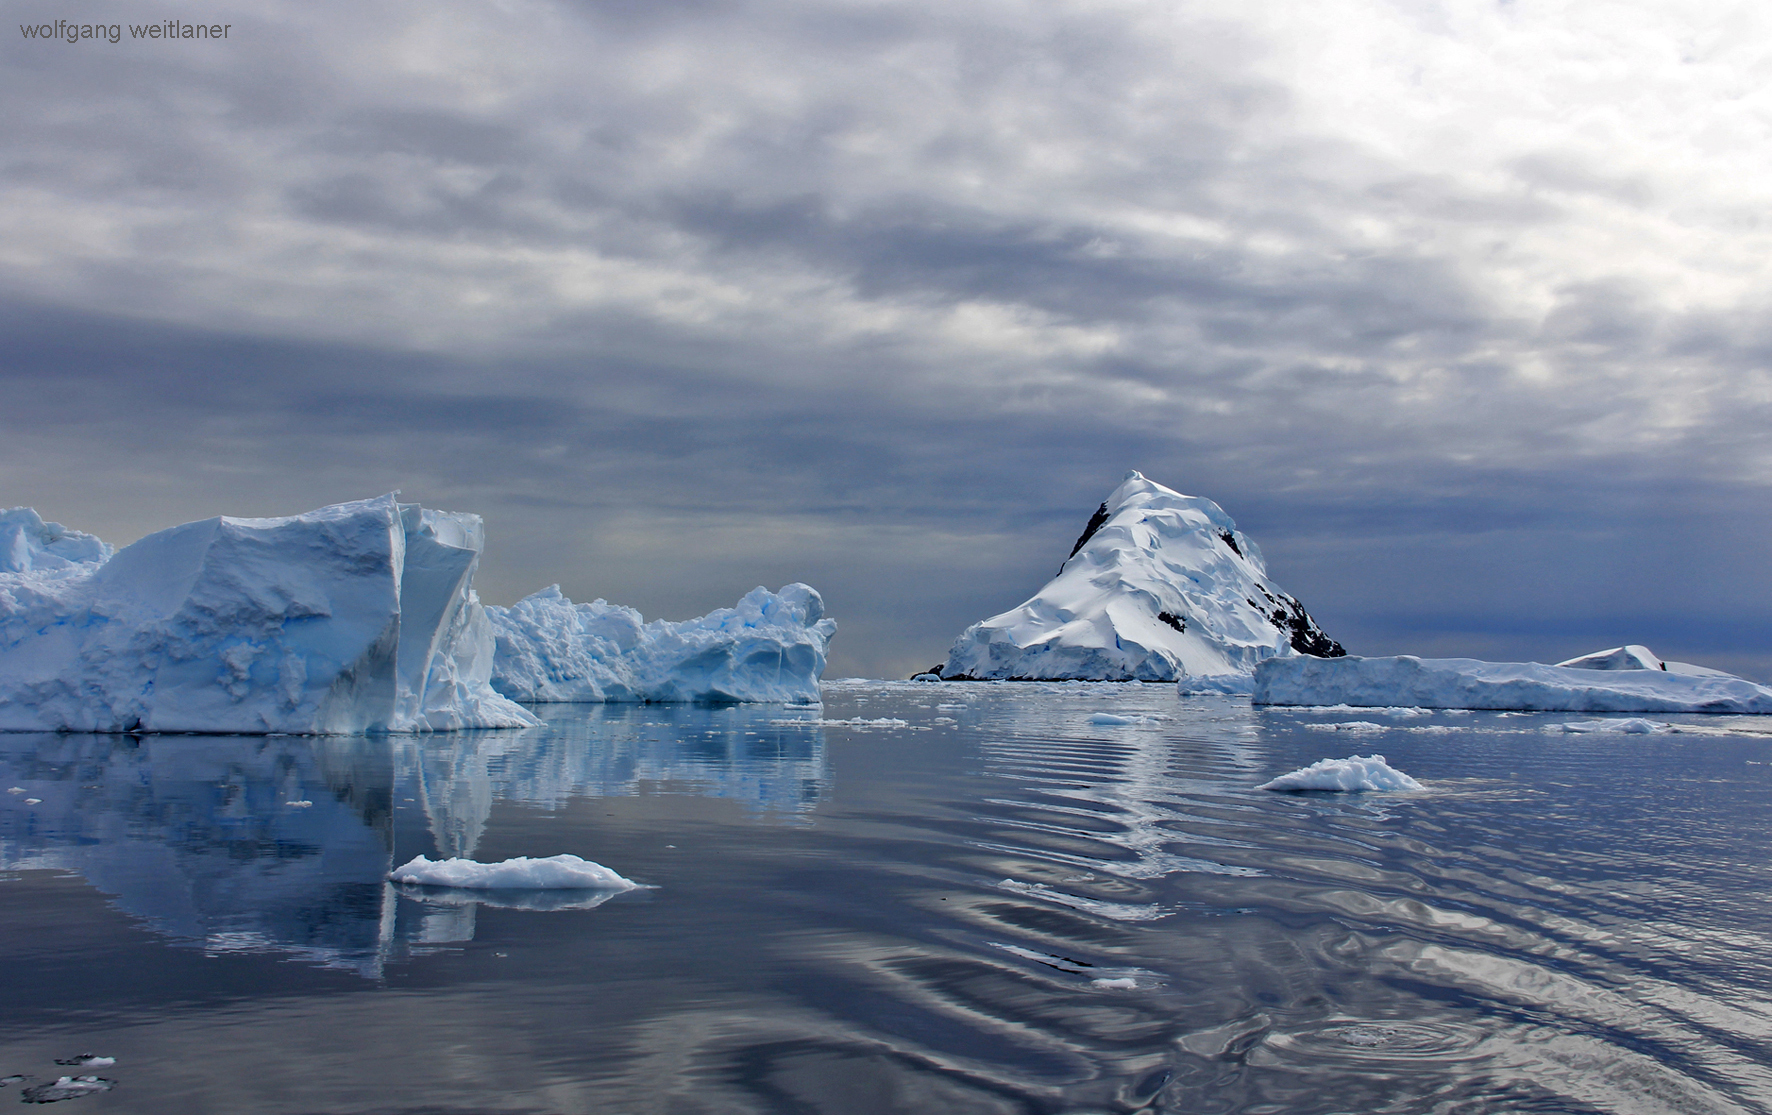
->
[403,704,829,821]
[0,705,826,974]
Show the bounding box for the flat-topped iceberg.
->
[940,471,1342,683]
[1254,655,1772,714]
[0,496,538,733]
[488,583,836,704]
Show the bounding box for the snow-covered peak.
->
[0,507,112,574]
[942,473,1342,682]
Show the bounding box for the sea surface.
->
[3,681,1772,1114]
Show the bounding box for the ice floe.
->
[389,853,640,891]
[940,471,1341,685]
[1255,655,1772,714]
[1258,754,1423,792]
[20,1076,115,1103]
[1558,718,1674,734]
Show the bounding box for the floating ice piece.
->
[1,1076,27,1087]
[0,496,538,733]
[1259,754,1423,792]
[389,854,639,891]
[52,1057,113,1069]
[1255,655,1772,714]
[1092,977,1139,989]
[813,717,910,728]
[1558,718,1674,734]
[21,1076,115,1103]
[1088,713,1140,725]
[488,584,835,704]
[940,472,1342,682]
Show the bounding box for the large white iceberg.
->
[488,583,836,704]
[0,496,537,733]
[940,471,1343,683]
[1254,655,1772,714]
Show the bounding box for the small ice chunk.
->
[21,1076,115,1103]
[1259,754,1422,792]
[24,798,41,805]
[1092,977,1138,989]
[389,854,639,891]
[284,800,314,808]
[6,786,24,794]
[1,1075,27,1087]
[1558,718,1672,734]
[816,717,909,727]
[52,1056,113,1068]
[1089,713,1139,725]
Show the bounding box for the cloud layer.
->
[5,0,1769,678]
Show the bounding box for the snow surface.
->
[1255,655,1772,714]
[941,472,1342,684]
[0,496,538,733]
[1557,644,1741,679]
[389,853,640,891]
[0,508,111,574]
[487,583,835,704]
[1258,754,1423,792]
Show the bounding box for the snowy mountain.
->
[940,472,1343,683]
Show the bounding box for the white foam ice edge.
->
[1259,754,1423,792]
[389,854,641,891]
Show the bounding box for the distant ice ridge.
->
[1556,644,1739,679]
[0,508,112,574]
[1255,655,1772,714]
[941,471,1342,684]
[0,496,538,733]
[1259,754,1422,792]
[389,854,639,891]
[487,583,835,704]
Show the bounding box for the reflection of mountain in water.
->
[0,705,825,975]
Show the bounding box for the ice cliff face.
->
[0,496,537,733]
[940,472,1343,683]
[488,582,836,704]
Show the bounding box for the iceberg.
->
[1254,655,1772,714]
[0,496,537,733]
[488,583,836,704]
[940,471,1342,683]
[0,508,111,574]
[389,853,640,891]
[1258,754,1422,792]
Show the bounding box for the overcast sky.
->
[5,0,1769,679]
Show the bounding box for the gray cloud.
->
[2,0,1768,680]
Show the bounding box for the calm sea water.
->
[4,681,1772,1114]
